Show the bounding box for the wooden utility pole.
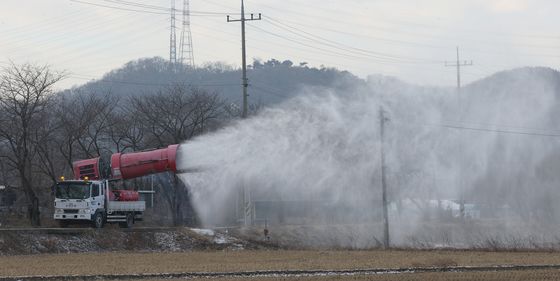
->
[445,46,472,218]
[445,46,473,93]
[228,1,261,226]
[227,0,261,118]
[379,108,390,248]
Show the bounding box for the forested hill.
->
[66,57,365,105]
[64,57,560,111]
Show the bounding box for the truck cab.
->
[53,179,145,228]
[53,180,106,228]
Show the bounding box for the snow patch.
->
[154,232,181,251]
[191,228,215,236]
[190,228,239,246]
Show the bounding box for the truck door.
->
[91,182,104,210]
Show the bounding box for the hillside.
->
[66,57,366,106]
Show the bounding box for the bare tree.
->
[130,85,223,225]
[54,92,117,170]
[33,108,63,184]
[108,107,145,153]
[130,85,223,147]
[0,63,64,226]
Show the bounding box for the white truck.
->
[53,144,180,228]
[53,179,145,228]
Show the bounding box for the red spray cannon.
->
[111,144,179,180]
[73,144,180,180]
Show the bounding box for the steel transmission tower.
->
[169,0,177,63]
[179,0,195,67]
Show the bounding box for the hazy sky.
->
[1,0,559,89]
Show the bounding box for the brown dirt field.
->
[137,270,560,281]
[2,250,560,277]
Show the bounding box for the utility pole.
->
[445,46,472,219]
[445,46,473,93]
[169,0,177,64]
[379,107,390,248]
[227,0,261,118]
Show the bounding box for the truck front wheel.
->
[92,212,104,228]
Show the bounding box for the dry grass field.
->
[2,250,560,278]
[137,270,560,281]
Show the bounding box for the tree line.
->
[0,63,229,226]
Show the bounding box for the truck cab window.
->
[92,184,100,197]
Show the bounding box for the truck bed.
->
[107,201,146,212]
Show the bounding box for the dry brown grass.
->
[138,270,560,281]
[2,250,560,277]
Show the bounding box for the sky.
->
[0,0,559,89]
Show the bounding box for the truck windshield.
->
[56,183,91,199]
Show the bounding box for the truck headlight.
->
[55,209,63,214]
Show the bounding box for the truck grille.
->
[78,164,96,179]
[64,209,79,214]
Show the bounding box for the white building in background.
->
[389,198,481,220]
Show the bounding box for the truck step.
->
[107,215,127,219]
[106,219,126,222]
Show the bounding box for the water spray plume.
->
[178,68,560,249]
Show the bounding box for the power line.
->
[70,0,168,15]
[193,23,384,74]
[248,0,560,54]
[393,119,560,138]
[267,17,452,51]
[276,0,560,42]
[264,17,441,64]
[7,15,169,68]
[247,22,454,77]
[248,24,407,65]
[192,21,369,72]
[0,10,104,47]
[102,0,173,12]
[265,11,560,60]
[277,0,560,44]
[4,12,162,61]
[70,0,230,16]
[0,9,88,37]
[102,0,236,15]
[276,16,560,54]
[435,123,560,138]
[251,84,289,99]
